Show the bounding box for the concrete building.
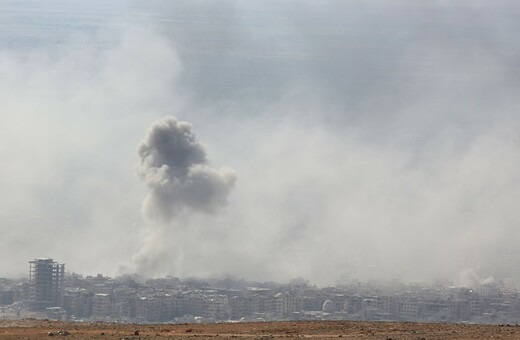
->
[230,295,252,319]
[28,258,65,310]
[92,293,113,319]
[62,288,93,319]
[395,296,419,321]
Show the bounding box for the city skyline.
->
[1,257,519,325]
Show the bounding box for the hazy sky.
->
[1,0,520,286]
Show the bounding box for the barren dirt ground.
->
[1,320,520,339]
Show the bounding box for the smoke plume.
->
[3,0,520,285]
[137,116,236,222]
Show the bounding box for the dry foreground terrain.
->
[1,320,520,340]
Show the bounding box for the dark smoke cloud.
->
[137,116,236,222]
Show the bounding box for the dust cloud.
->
[1,0,520,286]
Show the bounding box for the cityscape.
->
[2,2,520,338]
[1,258,520,325]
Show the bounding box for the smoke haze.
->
[1,0,520,286]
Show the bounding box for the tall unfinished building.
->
[28,258,65,310]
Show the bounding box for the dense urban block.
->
[0,259,519,324]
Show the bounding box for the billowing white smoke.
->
[3,1,520,285]
[137,116,236,222]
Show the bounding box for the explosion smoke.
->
[137,116,236,222]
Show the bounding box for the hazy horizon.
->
[1,0,520,287]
